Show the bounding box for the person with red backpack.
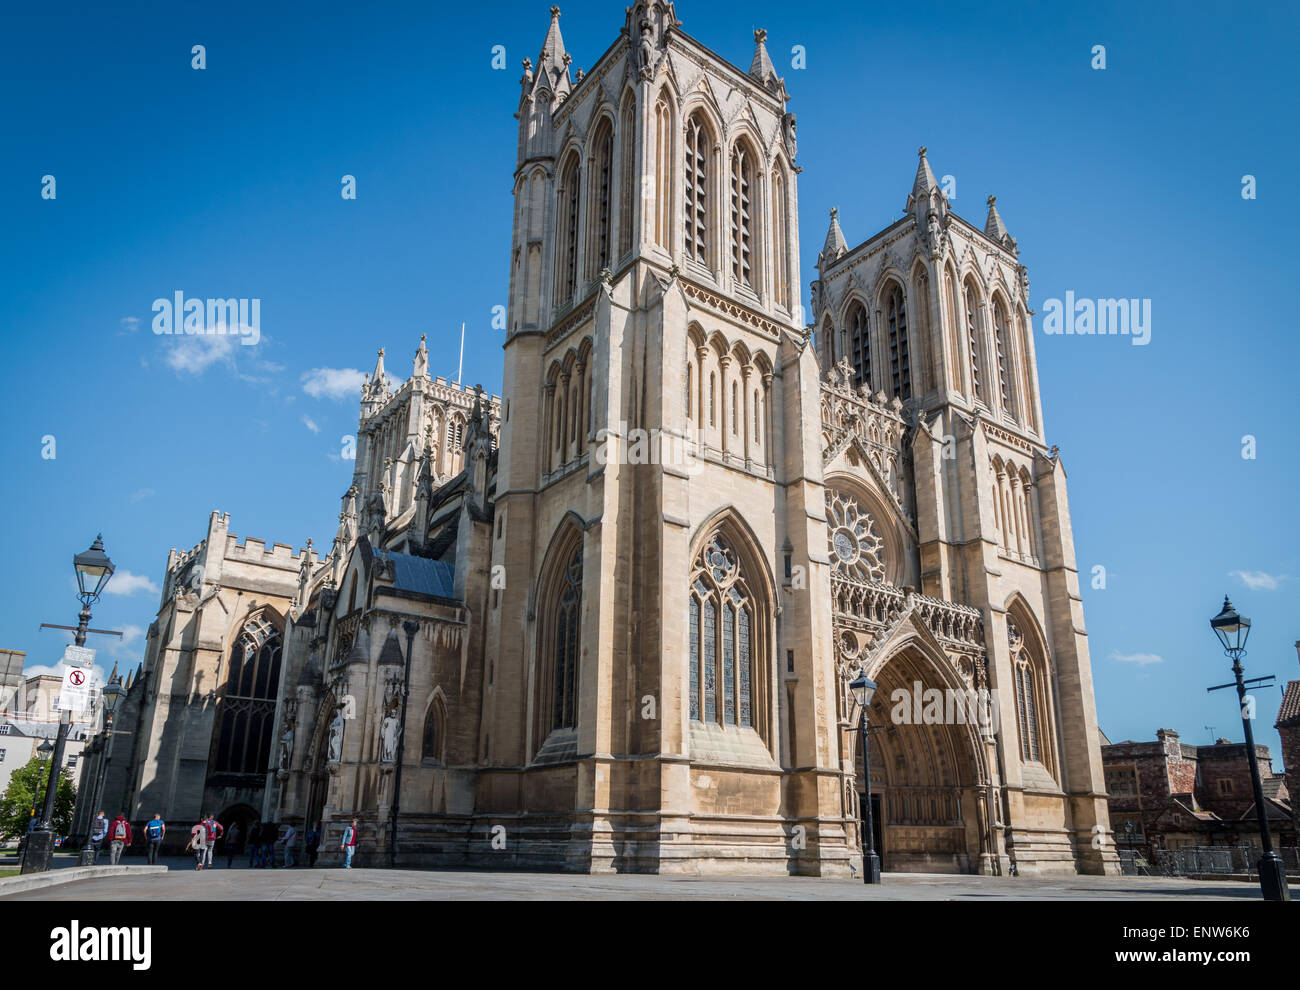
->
[203,814,224,869]
[108,814,132,865]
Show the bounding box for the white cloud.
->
[1110,651,1164,666]
[130,487,156,503]
[163,332,240,374]
[302,414,321,434]
[1230,570,1284,592]
[103,570,159,597]
[302,367,367,400]
[119,316,140,334]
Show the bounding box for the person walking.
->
[247,822,261,867]
[88,811,109,864]
[108,814,132,865]
[203,814,224,869]
[260,820,277,868]
[188,819,207,871]
[305,826,321,868]
[340,819,358,868]
[225,822,242,868]
[144,814,166,864]
[280,822,299,868]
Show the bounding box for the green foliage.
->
[0,754,77,841]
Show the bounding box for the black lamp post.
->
[21,536,114,874]
[78,677,126,866]
[1207,596,1290,901]
[849,670,881,884]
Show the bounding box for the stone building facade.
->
[93,4,1117,876]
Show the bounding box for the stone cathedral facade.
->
[100,4,1117,877]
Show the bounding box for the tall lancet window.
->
[689,532,757,728]
[993,301,1013,418]
[1008,617,1042,763]
[771,168,790,310]
[885,283,911,400]
[618,99,635,258]
[730,143,755,287]
[654,96,672,250]
[589,120,614,278]
[557,153,581,302]
[965,285,986,404]
[551,545,583,730]
[849,302,871,392]
[684,114,710,264]
[213,614,282,775]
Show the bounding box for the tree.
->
[0,754,76,841]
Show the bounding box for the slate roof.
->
[374,549,456,600]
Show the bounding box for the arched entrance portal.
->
[853,644,992,874]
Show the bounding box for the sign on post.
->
[57,645,95,713]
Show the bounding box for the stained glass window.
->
[689,532,758,733]
[552,546,582,730]
[214,615,281,775]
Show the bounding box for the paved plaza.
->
[0,859,1260,900]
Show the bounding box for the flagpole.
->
[457,322,465,385]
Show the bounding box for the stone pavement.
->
[0,859,1258,900]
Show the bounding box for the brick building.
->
[1275,642,1300,834]
[1102,727,1295,858]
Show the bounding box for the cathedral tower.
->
[487,3,854,873]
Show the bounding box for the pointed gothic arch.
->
[686,509,774,746]
[1004,598,1058,781]
[211,608,284,778]
[532,516,586,755]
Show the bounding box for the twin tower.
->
[488,3,1116,875]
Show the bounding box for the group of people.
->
[83,811,360,870]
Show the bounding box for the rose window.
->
[826,491,886,583]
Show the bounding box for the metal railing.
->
[1146,845,1300,878]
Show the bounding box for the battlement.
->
[223,534,319,570]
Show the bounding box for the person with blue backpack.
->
[144,814,166,864]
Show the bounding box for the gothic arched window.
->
[993,300,1014,418]
[421,697,444,764]
[618,98,635,259]
[730,142,756,287]
[684,114,711,265]
[549,544,582,731]
[588,119,614,279]
[771,167,790,310]
[654,96,672,250]
[965,285,986,404]
[1009,617,1044,764]
[689,532,760,729]
[556,153,581,301]
[849,302,871,392]
[885,282,911,400]
[213,614,282,775]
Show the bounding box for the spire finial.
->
[755,28,768,45]
[550,5,560,19]
[918,145,927,158]
[830,207,838,219]
[987,194,996,206]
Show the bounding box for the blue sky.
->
[1,1,1296,756]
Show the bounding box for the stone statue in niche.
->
[327,707,344,764]
[379,709,400,764]
[278,724,294,772]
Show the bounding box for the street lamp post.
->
[21,536,115,875]
[849,671,881,885]
[1206,597,1290,902]
[78,678,126,866]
